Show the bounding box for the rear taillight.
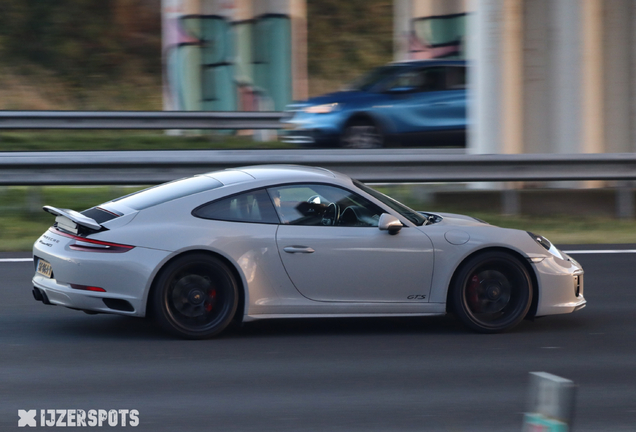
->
[51,228,134,253]
[70,284,107,292]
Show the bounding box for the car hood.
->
[434,212,490,227]
[288,90,378,109]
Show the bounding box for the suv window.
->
[446,66,466,89]
[267,184,384,227]
[193,189,279,224]
[383,66,450,93]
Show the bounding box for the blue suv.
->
[281,60,467,148]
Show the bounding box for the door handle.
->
[283,246,315,254]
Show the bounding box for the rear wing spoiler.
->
[43,205,102,233]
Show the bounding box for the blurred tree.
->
[0,0,161,86]
[307,0,393,94]
[0,0,393,105]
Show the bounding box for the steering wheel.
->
[321,202,340,226]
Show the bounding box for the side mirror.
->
[378,213,403,235]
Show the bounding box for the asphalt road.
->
[1,247,635,431]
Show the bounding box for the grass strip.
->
[0,131,291,151]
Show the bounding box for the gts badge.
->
[407,295,426,300]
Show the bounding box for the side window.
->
[384,67,447,93]
[193,189,279,224]
[446,66,466,89]
[384,70,424,92]
[267,184,384,227]
[418,67,446,92]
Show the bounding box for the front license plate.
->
[37,259,52,278]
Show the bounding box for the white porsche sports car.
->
[32,165,585,338]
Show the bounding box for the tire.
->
[151,254,238,339]
[340,120,384,149]
[450,251,532,333]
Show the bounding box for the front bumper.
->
[279,128,339,146]
[279,111,342,146]
[533,253,586,316]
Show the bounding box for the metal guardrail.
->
[1,110,633,218]
[0,111,285,129]
[1,149,636,185]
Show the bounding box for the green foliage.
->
[0,0,395,105]
[307,0,393,88]
[0,0,161,86]
[0,130,291,151]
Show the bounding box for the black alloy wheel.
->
[340,120,384,149]
[152,254,238,339]
[450,251,533,333]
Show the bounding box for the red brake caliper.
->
[467,275,481,312]
[205,289,217,312]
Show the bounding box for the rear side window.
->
[193,189,279,224]
[112,176,223,210]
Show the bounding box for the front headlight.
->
[304,103,340,114]
[527,231,564,260]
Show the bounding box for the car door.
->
[383,66,467,133]
[270,184,434,303]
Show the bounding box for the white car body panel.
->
[276,225,434,302]
[31,165,585,334]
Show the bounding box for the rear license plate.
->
[37,259,52,278]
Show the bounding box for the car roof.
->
[204,165,341,186]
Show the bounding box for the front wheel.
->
[450,251,532,333]
[340,121,384,149]
[151,254,238,339]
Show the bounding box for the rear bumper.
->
[33,275,142,315]
[32,232,171,317]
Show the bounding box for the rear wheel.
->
[151,254,238,339]
[450,251,532,333]
[340,120,384,149]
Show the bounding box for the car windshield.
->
[345,65,407,92]
[353,180,427,226]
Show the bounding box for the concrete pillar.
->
[632,2,636,152]
[580,0,604,154]
[394,0,413,61]
[501,0,523,154]
[394,0,469,62]
[468,0,503,155]
[603,0,631,154]
[289,0,308,101]
[522,0,548,154]
[412,0,468,16]
[549,0,582,154]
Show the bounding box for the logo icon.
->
[18,410,37,427]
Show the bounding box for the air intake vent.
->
[574,274,583,297]
[102,298,134,312]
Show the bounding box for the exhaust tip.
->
[33,288,53,305]
[32,287,43,302]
